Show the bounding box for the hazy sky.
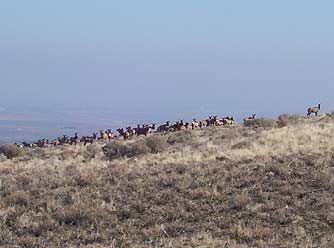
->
[1,1,334,117]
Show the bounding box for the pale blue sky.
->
[1,1,334,117]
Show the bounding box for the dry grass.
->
[1,115,334,247]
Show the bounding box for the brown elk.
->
[307,104,321,116]
[117,128,130,139]
[52,138,61,146]
[136,124,154,136]
[22,141,33,148]
[191,119,200,130]
[223,116,235,125]
[214,118,224,126]
[81,133,98,146]
[126,126,136,138]
[244,114,256,122]
[206,116,217,127]
[107,129,114,140]
[14,143,24,148]
[60,135,70,145]
[157,121,170,133]
[199,120,208,128]
[99,130,109,141]
[173,120,187,131]
[34,139,49,148]
[70,132,80,145]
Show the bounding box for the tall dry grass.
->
[1,115,334,247]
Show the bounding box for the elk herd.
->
[16,115,237,148]
[14,103,322,149]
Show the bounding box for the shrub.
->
[167,130,197,145]
[83,144,100,160]
[103,140,150,160]
[27,148,49,160]
[5,191,30,207]
[277,114,303,127]
[103,136,168,160]
[53,206,93,226]
[231,141,251,150]
[0,153,6,162]
[59,150,77,160]
[128,140,151,157]
[244,118,278,128]
[102,142,127,160]
[0,144,24,159]
[145,135,167,153]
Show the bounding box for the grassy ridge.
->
[1,115,334,247]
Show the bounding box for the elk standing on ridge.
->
[99,130,110,141]
[307,104,321,116]
[52,138,61,146]
[70,132,80,145]
[81,133,98,146]
[126,126,137,138]
[22,141,33,148]
[136,124,155,136]
[157,121,170,133]
[222,116,235,125]
[107,129,115,140]
[117,128,130,140]
[191,119,200,130]
[206,116,218,127]
[243,114,256,122]
[199,120,208,128]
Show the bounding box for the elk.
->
[70,132,80,145]
[52,138,61,146]
[22,141,33,148]
[168,121,178,132]
[81,133,98,146]
[179,120,186,130]
[157,121,170,133]
[14,143,24,148]
[243,114,256,122]
[150,123,156,130]
[136,124,154,136]
[126,126,136,138]
[59,135,70,145]
[107,129,115,140]
[117,128,130,140]
[199,120,208,128]
[172,120,186,131]
[191,119,200,130]
[207,116,217,127]
[215,119,225,126]
[99,130,109,141]
[34,139,49,148]
[307,104,321,116]
[223,116,235,125]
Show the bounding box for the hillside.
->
[1,115,334,247]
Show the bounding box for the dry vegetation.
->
[1,114,334,247]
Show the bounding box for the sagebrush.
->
[1,115,334,247]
